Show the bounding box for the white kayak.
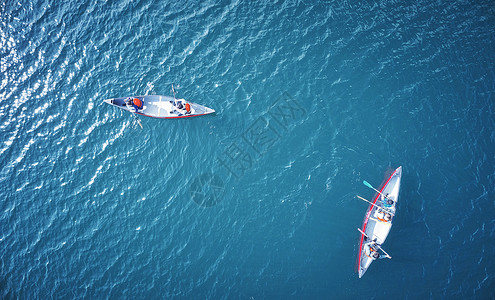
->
[357,166,402,278]
[103,95,215,119]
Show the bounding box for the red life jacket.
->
[133,98,143,109]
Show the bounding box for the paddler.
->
[174,99,192,115]
[376,209,392,222]
[125,97,143,113]
[365,241,380,260]
[383,193,394,208]
[176,100,184,110]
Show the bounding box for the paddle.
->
[172,84,177,106]
[363,180,391,201]
[356,195,395,216]
[134,115,143,129]
[125,100,143,129]
[357,228,392,259]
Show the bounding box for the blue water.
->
[1,0,494,298]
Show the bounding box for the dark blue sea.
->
[1,0,494,298]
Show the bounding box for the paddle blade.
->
[362,180,374,189]
[172,84,177,99]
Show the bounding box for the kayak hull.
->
[357,166,402,278]
[103,95,215,119]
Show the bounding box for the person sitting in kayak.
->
[174,99,192,115]
[376,209,392,222]
[365,242,380,260]
[383,193,394,208]
[384,199,394,208]
[126,97,143,112]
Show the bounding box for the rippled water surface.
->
[1,0,494,298]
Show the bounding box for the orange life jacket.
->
[133,98,143,109]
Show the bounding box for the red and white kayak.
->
[357,166,402,278]
[103,95,215,119]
